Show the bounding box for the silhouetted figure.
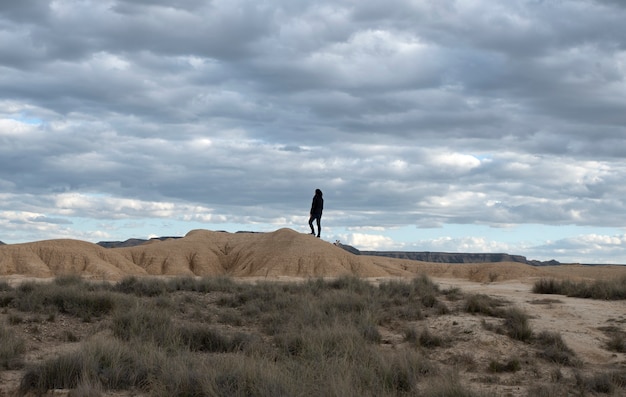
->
[308,189,324,238]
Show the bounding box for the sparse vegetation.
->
[534,331,578,366]
[464,293,532,341]
[533,276,626,300]
[463,293,506,316]
[599,326,626,353]
[0,275,622,396]
[0,324,25,369]
[502,307,533,342]
[575,370,626,394]
[488,358,521,373]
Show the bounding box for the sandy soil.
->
[434,277,626,367]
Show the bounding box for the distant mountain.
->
[97,236,182,248]
[0,241,5,245]
[335,243,560,266]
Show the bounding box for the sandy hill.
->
[2,228,622,283]
[0,228,416,280]
[116,228,417,278]
[0,238,147,280]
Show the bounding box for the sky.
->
[1,0,626,264]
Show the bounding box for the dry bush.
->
[488,358,521,373]
[464,293,532,342]
[12,278,126,321]
[533,277,626,300]
[599,326,626,353]
[114,276,169,296]
[463,294,506,316]
[534,331,577,366]
[606,333,626,353]
[19,335,162,395]
[0,324,25,369]
[418,328,446,348]
[502,307,533,342]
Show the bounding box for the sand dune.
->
[1,228,624,283]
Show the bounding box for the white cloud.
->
[1,0,626,263]
[344,233,399,251]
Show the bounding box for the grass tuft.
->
[502,307,533,342]
[0,325,25,369]
[533,276,626,300]
[534,331,577,365]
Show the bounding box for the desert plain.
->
[1,228,625,396]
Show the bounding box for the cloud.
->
[530,233,626,264]
[1,0,626,263]
[344,233,399,251]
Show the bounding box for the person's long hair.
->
[315,189,323,197]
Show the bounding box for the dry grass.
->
[533,276,626,300]
[0,275,622,396]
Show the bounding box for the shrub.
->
[534,331,577,365]
[464,294,505,316]
[532,278,563,295]
[376,349,433,394]
[0,325,25,369]
[114,276,169,296]
[0,280,13,292]
[177,324,253,353]
[533,276,626,300]
[326,275,374,294]
[502,307,532,342]
[606,332,626,353]
[576,371,615,394]
[418,328,445,348]
[12,281,124,321]
[19,336,157,394]
[20,350,84,393]
[110,302,176,347]
[488,358,521,373]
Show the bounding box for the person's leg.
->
[316,214,322,237]
[316,215,321,237]
[308,215,316,234]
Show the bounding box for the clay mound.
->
[5,228,615,282]
[117,228,415,278]
[0,239,148,280]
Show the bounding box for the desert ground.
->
[1,228,625,396]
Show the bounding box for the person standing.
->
[308,189,324,238]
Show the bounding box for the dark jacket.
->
[310,193,324,215]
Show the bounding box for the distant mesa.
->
[97,236,182,248]
[334,243,560,266]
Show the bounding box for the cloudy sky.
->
[1,0,626,264]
